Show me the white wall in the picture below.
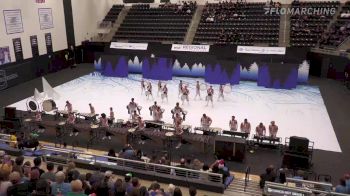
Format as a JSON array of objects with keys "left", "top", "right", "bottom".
[
  {"left": 0, "top": 0, "right": 67, "bottom": 62},
  {"left": 72, "top": 0, "right": 123, "bottom": 46}
]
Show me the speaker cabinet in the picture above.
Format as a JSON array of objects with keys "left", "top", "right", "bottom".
[
  {"left": 288, "top": 136, "right": 309, "bottom": 154},
  {"left": 214, "top": 136, "right": 246, "bottom": 162},
  {"left": 4, "top": 107, "right": 16, "bottom": 119}
]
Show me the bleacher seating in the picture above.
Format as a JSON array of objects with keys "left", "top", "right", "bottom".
[
  {"left": 113, "top": 3, "right": 196, "bottom": 43},
  {"left": 320, "top": 1, "right": 350, "bottom": 47},
  {"left": 193, "top": 2, "right": 280, "bottom": 46},
  {"left": 290, "top": 1, "right": 340, "bottom": 47},
  {"left": 102, "top": 4, "right": 124, "bottom": 24}
]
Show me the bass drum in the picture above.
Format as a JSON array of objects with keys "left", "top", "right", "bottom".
[
  {"left": 26, "top": 98, "right": 40, "bottom": 112},
  {"left": 42, "top": 99, "right": 57, "bottom": 112}
]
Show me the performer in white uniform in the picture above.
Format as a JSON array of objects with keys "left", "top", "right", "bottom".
[
  {"left": 100, "top": 113, "right": 112, "bottom": 140},
  {"left": 131, "top": 111, "right": 140, "bottom": 123},
  {"left": 127, "top": 98, "right": 141, "bottom": 119},
  {"left": 171, "top": 102, "right": 186, "bottom": 120},
  {"left": 229, "top": 116, "right": 238, "bottom": 131},
  {"left": 146, "top": 82, "right": 153, "bottom": 100},
  {"left": 161, "top": 84, "right": 168, "bottom": 102},
  {"left": 65, "top": 101, "right": 73, "bottom": 113},
  {"left": 108, "top": 107, "right": 115, "bottom": 125},
  {"left": 194, "top": 81, "right": 201, "bottom": 100},
  {"left": 157, "top": 80, "right": 162, "bottom": 96},
  {"left": 174, "top": 113, "right": 184, "bottom": 149},
  {"left": 89, "top": 103, "right": 95, "bottom": 115},
  {"left": 240, "top": 118, "right": 251, "bottom": 134},
  {"left": 269, "top": 121, "right": 278, "bottom": 138},
  {"left": 218, "top": 85, "right": 224, "bottom": 101},
  {"left": 200, "top": 114, "right": 212, "bottom": 130},
  {"left": 141, "top": 79, "right": 146, "bottom": 95},
  {"left": 181, "top": 85, "right": 190, "bottom": 105},
  {"left": 153, "top": 106, "right": 164, "bottom": 122},
  {"left": 178, "top": 80, "right": 183, "bottom": 97},
  {"left": 206, "top": 86, "right": 214, "bottom": 107}
]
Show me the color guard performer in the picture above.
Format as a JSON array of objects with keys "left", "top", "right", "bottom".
[
  {"left": 218, "top": 84, "right": 224, "bottom": 101},
  {"left": 206, "top": 86, "right": 214, "bottom": 107},
  {"left": 146, "top": 82, "right": 153, "bottom": 100},
  {"left": 65, "top": 101, "right": 73, "bottom": 113},
  {"left": 141, "top": 79, "right": 146, "bottom": 95},
  {"left": 194, "top": 81, "right": 201, "bottom": 100},
  {"left": 178, "top": 80, "right": 183, "bottom": 97},
  {"left": 171, "top": 102, "right": 187, "bottom": 120},
  {"left": 161, "top": 84, "right": 168, "bottom": 102},
  {"left": 127, "top": 98, "right": 141, "bottom": 119},
  {"left": 240, "top": 119, "right": 251, "bottom": 134},
  {"left": 157, "top": 80, "right": 162, "bottom": 96},
  {"left": 269, "top": 121, "right": 278, "bottom": 138},
  {"left": 181, "top": 85, "right": 190, "bottom": 105},
  {"left": 200, "top": 114, "right": 212, "bottom": 130},
  {"left": 229, "top": 116, "right": 238, "bottom": 131}
]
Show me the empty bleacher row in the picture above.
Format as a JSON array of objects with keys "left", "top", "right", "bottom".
[
  {"left": 113, "top": 3, "right": 196, "bottom": 43},
  {"left": 102, "top": 5, "right": 124, "bottom": 24},
  {"left": 193, "top": 2, "right": 280, "bottom": 46},
  {"left": 290, "top": 1, "right": 340, "bottom": 47},
  {"left": 320, "top": 1, "right": 350, "bottom": 47}
]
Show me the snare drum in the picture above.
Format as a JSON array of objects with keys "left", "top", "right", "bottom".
[
  {"left": 91, "top": 124, "right": 99, "bottom": 129},
  {"left": 165, "top": 132, "right": 174, "bottom": 137},
  {"left": 58, "top": 121, "right": 66, "bottom": 126},
  {"left": 128, "top": 128, "right": 136, "bottom": 133},
  {"left": 24, "top": 118, "right": 32, "bottom": 122},
  {"left": 42, "top": 99, "right": 57, "bottom": 112}
]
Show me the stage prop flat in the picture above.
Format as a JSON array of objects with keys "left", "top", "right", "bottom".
[{"left": 9, "top": 73, "right": 341, "bottom": 152}]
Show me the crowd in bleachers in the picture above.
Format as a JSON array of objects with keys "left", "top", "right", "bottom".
[
  {"left": 194, "top": 1, "right": 280, "bottom": 46},
  {"left": 0, "top": 151, "right": 204, "bottom": 196},
  {"left": 290, "top": 1, "right": 339, "bottom": 47},
  {"left": 113, "top": 2, "right": 196, "bottom": 43},
  {"left": 320, "top": 1, "right": 350, "bottom": 47}
]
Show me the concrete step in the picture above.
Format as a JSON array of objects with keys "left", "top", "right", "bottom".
[
  {"left": 104, "top": 6, "right": 130, "bottom": 42},
  {"left": 225, "top": 178, "right": 263, "bottom": 196},
  {"left": 279, "top": 4, "right": 290, "bottom": 47}
]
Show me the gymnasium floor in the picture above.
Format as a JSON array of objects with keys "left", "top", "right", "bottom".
[{"left": 1, "top": 64, "right": 350, "bottom": 183}]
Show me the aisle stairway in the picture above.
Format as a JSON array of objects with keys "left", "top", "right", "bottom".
[
  {"left": 184, "top": 5, "right": 204, "bottom": 44},
  {"left": 224, "top": 177, "right": 262, "bottom": 196}
]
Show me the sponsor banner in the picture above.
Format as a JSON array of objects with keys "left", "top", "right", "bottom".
[
  {"left": 171, "top": 44, "right": 210, "bottom": 52},
  {"left": 237, "top": 46, "right": 286, "bottom": 55},
  {"left": 110, "top": 42, "right": 148, "bottom": 50}
]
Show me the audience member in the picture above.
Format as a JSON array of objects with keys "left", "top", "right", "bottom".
[
  {"left": 0, "top": 168, "right": 12, "bottom": 196},
  {"left": 335, "top": 178, "right": 348, "bottom": 194},
  {"left": 68, "top": 179, "right": 87, "bottom": 196},
  {"left": 22, "top": 161, "right": 31, "bottom": 181},
  {"left": 7, "top": 171, "right": 31, "bottom": 196},
  {"left": 40, "top": 162, "right": 55, "bottom": 182},
  {"left": 189, "top": 186, "right": 197, "bottom": 196},
  {"left": 57, "top": 165, "right": 64, "bottom": 173},
  {"left": 127, "top": 177, "right": 140, "bottom": 195},
  {"left": 51, "top": 171, "right": 72, "bottom": 196},
  {"left": 32, "top": 157, "right": 45, "bottom": 176},
  {"left": 32, "top": 179, "right": 50, "bottom": 196},
  {"left": 167, "top": 184, "right": 175, "bottom": 196},
  {"left": 259, "top": 165, "right": 276, "bottom": 188},
  {"left": 173, "top": 187, "right": 182, "bottom": 196},
  {"left": 12, "top": 156, "right": 24, "bottom": 177},
  {"left": 114, "top": 178, "right": 126, "bottom": 196}
]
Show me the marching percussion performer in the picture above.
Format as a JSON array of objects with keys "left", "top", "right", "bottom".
[
  {"left": 149, "top": 101, "right": 158, "bottom": 116},
  {"left": 127, "top": 98, "right": 141, "bottom": 119},
  {"left": 131, "top": 111, "right": 140, "bottom": 123},
  {"left": 174, "top": 113, "right": 184, "bottom": 149},
  {"left": 161, "top": 84, "right": 168, "bottom": 102},
  {"left": 65, "top": 101, "right": 73, "bottom": 113},
  {"left": 269, "top": 121, "right": 278, "bottom": 138},
  {"left": 141, "top": 79, "right": 145, "bottom": 95},
  {"left": 136, "top": 116, "right": 146, "bottom": 145},
  {"left": 108, "top": 107, "right": 115, "bottom": 125},
  {"left": 35, "top": 111, "right": 42, "bottom": 122},
  {"left": 178, "top": 80, "right": 183, "bottom": 97},
  {"left": 218, "top": 85, "right": 224, "bottom": 101},
  {"left": 194, "top": 81, "right": 201, "bottom": 100},
  {"left": 89, "top": 103, "right": 95, "bottom": 115},
  {"left": 255, "top": 122, "right": 266, "bottom": 142},
  {"left": 240, "top": 119, "right": 251, "bottom": 134},
  {"left": 100, "top": 113, "right": 112, "bottom": 140},
  {"left": 146, "top": 82, "right": 153, "bottom": 100},
  {"left": 153, "top": 106, "right": 164, "bottom": 122},
  {"left": 229, "top": 116, "right": 238, "bottom": 131},
  {"left": 157, "top": 80, "right": 162, "bottom": 96},
  {"left": 200, "top": 114, "right": 212, "bottom": 130},
  {"left": 181, "top": 85, "right": 190, "bottom": 105},
  {"left": 171, "top": 102, "right": 186, "bottom": 120},
  {"left": 206, "top": 86, "right": 214, "bottom": 107},
  {"left": 67, "top": 113, "right": 75, "bottom": 125}
]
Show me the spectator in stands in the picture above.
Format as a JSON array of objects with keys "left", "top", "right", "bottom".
[
  {"left": 89, "top": 164, "right": 104, "bottom": 188},
  {"left": 7, "top": 171, "right": 31, "bottom": 196},
  {"left": 167, "top": 184, "right": 175, "bottom": 196},
  {"left": 0, "top": 168, "right": 12, "bottom": 196},
  {"left": 293, "top": 170, "right": 304, "bottom": 187},
  {"left": 66, "top": 162, "right": 80, "bottom": 183},
  {"left": 139, "top": 186, "right": 148, "bottom": 196},
  {"left": 68, "top": 179, "right": 87, "bottom": 196},
  {"left": 259, "top": 165, "right": 276, "bottom": 188},
  {"left": 345, "top": 174, "right": 350, "bottom": 190},
  {"left": 277, "top": 168, "right": 286, "bottom": 184},
  {"left": 173, "top": 187, "right": 182, "bottom": 196},
  {"left": 51, "top": 171, "right": 71, "bottom": 196},
  {"left": 189, "top": 186, "right": 197, "bottom": 196},
  {"left": 335, "top": 178, "right": 348, "bottom": 194},
  {"left": 177, "top": 158, "right": 187, "bottom": 168},
  {"left": 78, "top": 175, "right": 92, "bottom": 195},
  {"left": 149, "top": 182, "right": 162, "bottom": 195},
  {"left": 32, "top": 179, "right": 50, "bottom": 196},
  {"left": 126, "top": 177, "right": 140, "bottom": 195},
  {"left": 192, "top": 159, "right": 203, "bottom": 170},
  {"left": 114, "top": 178, "right": 126, "bottom": 196},
  {"left": 32, "top": 157, "right": 45, "bottom": 176},
  {"left": 123, "top": 173, "right": 132, "bottom": 192},
  {"left": 29, "top": 169, "right": 40, "bottom": 193},
  {"left": 12, "top": 156, "right": 24, "bottom": 177},
  {"left": 57, "top": 165, "right": 64, "bottom": 173},
  {"left": 94, "top": 173, "right": 110, "bottom": 196},
  {"left": 40, "top": 162, "right": 55, "bottom": 182},
  {"left": 22, "top": 161, "right": 31, "bottom": 181}
]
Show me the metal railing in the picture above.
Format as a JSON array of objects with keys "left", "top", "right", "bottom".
[
  {"left": 244, "top": 166, "right": 250, "bottom": 192},
  {"left": 41, "top": 146, "right": 223, "bottom": 185}
]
